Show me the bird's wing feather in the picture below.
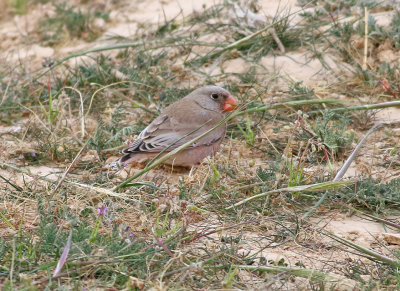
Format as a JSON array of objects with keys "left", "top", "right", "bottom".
[{"left": 122, "top": 110, "right": 226, "bottom": 154}]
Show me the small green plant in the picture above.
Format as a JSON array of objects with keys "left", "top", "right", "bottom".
[
  {"left": 178, "top": 176, "right": 188, "bottom": 199},
  {"left": 288, "top": 81, "right": 315, "bottom": 100},
  {"left": 38, "top": 82, "right": 59, "bottom": 124},
  {"left": 311, "top": 111, "right": 354, "bottom": 160},
  {"left": 286, "top": 155, "right": 305, "bottom": 187},
  {"left": 233, "top": 9, "right": 301, "bottom": 60},
  {"left": 237, "top": 115, "right": 255, "bottom": 146},
  {"left": 209, "top": 160, "right": 221, "bottom": 184},
  {"left": 222, "top": 265, "right": 238, "bottom": 288},
  {"left": 7, "top": 0, "right": 28, "bottom": 14},
  {"left": 390, "top": 11, "right": 400, "bottom": 47},
  {"left": 335, "top": 177, "right": 400, "bottom": 213},
  {"left": 256, "top": 167, "right": 276, "bottom": 183},
  {"left": 89, "top": 206, "right": 107, "bottom": 243},
  {"left": 0, "top": 195, "right": 159, "bottom": 289}
]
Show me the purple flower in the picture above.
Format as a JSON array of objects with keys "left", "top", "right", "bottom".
[
  {"left": 97, "top": 206, "right": 107, "bottom": 215},
  {"left": 18, "top": 154, "right": 24, "bottom": 160},
  {"left": 125, "top": 226, "right": 130, "bottom": 231},
  {"left": 129, "top": 232, "right": 135, "bottom": 237},
  {"left": 32, "top": 153, "right": 37, "bottom": 157},
  {"left": 123, "top": 162, "right": 128, "bottom": 167}
]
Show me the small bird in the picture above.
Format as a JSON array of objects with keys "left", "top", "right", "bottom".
[{"left": 117, "top": 86, "right": 237, "bottom": 168}]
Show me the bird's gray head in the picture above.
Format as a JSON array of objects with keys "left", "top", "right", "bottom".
[{"left": 187, "top": 85, "right": 237, "bottom": 113}]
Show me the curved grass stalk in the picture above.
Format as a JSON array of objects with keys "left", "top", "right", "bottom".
[
  {"left": 225, "top": 180, "right": 352, "bottom": 210},
  {"left": 240, "top": 99, "right": 344, "bottom": 115},
  {"left": 212, "top": 264, "right": 359, "bottom": 290},
  {"left": 323, "top": 231, "right": 400, "bottom": 267},
  {"left": 303, "top": 100, "right": 400, "bottom": 116},
  {"left": 301, "top": 123, "right": 383, "bottom": 220},
  {"left": 63, "top": 86, "right": 85, "bottom": 138}
]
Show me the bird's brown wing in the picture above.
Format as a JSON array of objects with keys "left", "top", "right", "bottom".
[{"left": 121, "top": 110, "right": 226, "bottom": 155}]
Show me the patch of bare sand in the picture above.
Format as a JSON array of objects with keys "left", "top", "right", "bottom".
[
  {"left": 340, "top": 126, "right": 400, "bottom": 180},
  {"left": 259, "top": 0, "right": 302, "bottom": 23},
  {"left": 115, "top": 0, "right": 219, "bottom": 24},
  {"left": 184, "top": 211, "right": 396, "bottom": 288},
  {"left": 222, "top": 58, "right": 250, "bottom": 74},
  {"left": 259, "top": 52, "right": 351, "bottom": 86},
  {"left": 0, "top": 3, "right": 54, "bottom": 67},
  {"left": 6, "top": 44, "right": 54, "bottom": 64},
  {"left": 112, "top": 0, "right": 301, "bottom": 27},
  {"left": 0, "top": 165, "right": 61, "bottom": 188},
  {"left": 105, "top": 22, "right": 138, "bottom": 38},
  {"left": 375, "top": 107, "right": 400, "bottom": 123},
  {"left": 242, "top": 216, "right": 389, "bottom": 267},
  {"left": 315, "top": 214, "right": 385, "bottom": 244}
]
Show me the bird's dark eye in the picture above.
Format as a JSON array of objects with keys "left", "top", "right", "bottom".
[{"left": 211, "top": 93, "right": 219, "bottom": 99}]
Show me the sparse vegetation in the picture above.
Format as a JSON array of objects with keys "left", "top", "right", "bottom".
[
  {"left": 1, "top": 0, "right": 400, "bottom": 289},
  {"left": 39, "top": 2, "right": 109, "bottom": 45}
]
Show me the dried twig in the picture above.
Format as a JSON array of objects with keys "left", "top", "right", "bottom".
[
  {"left": 225, "top": 181, "right": 352, "bottom": 210},
  {"left": 269, "top": 27, "right": 285, "bottom": 53},
  {"left": 63, "top": 86, "right": 85, "bottom": 138},
  {"left": 301, "top": 100, "right": 400, "bottom": 116},
  {"left": 53, "top": 140, "right": 89, "bottom": 192},
  {"left": 362, "top": 8, "right": 368, "bottom": 70}
]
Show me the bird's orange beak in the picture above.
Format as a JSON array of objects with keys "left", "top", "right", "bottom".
[{"left": 222, "top": 96, "right": 238, "bottom": 112}]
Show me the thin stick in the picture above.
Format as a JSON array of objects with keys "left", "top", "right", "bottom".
[
  {"left": 230, "top": 264, "right": 358, "bottom": 287},
  {"left": 245, "top": 99, "right": 344, "bottom": 115},
  {"left": 362, "top": 213, "right": 400, "bottom": 230},
  {"left": 269, "top": 27, "right": 285, "bottom": 53},
  {"left": 225, "top": 180, "right": 352, "bottom": 210},
  {"left": 85, "top": 81, "right": 132, "bottom": 119},
  {"left": 323, "top": 230, "right": 400, "bottom": 266},
  {"left": 63, "top": 87, "right": 85, "bottom": 138},
  {"left": 53, "top": 140, "right": 89, "bottom": 192},
  {"left": 362, "top": 8, "right": 368, "bottom": 70},
  {"left": 336, "top": 123, "right": 382, "bottom": 181},
  {"left": 302, "top": 100, "right": 400, "bottom": 116},
  {"left": 336, "top": 202, "right": 400, "bottom": 230}
]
